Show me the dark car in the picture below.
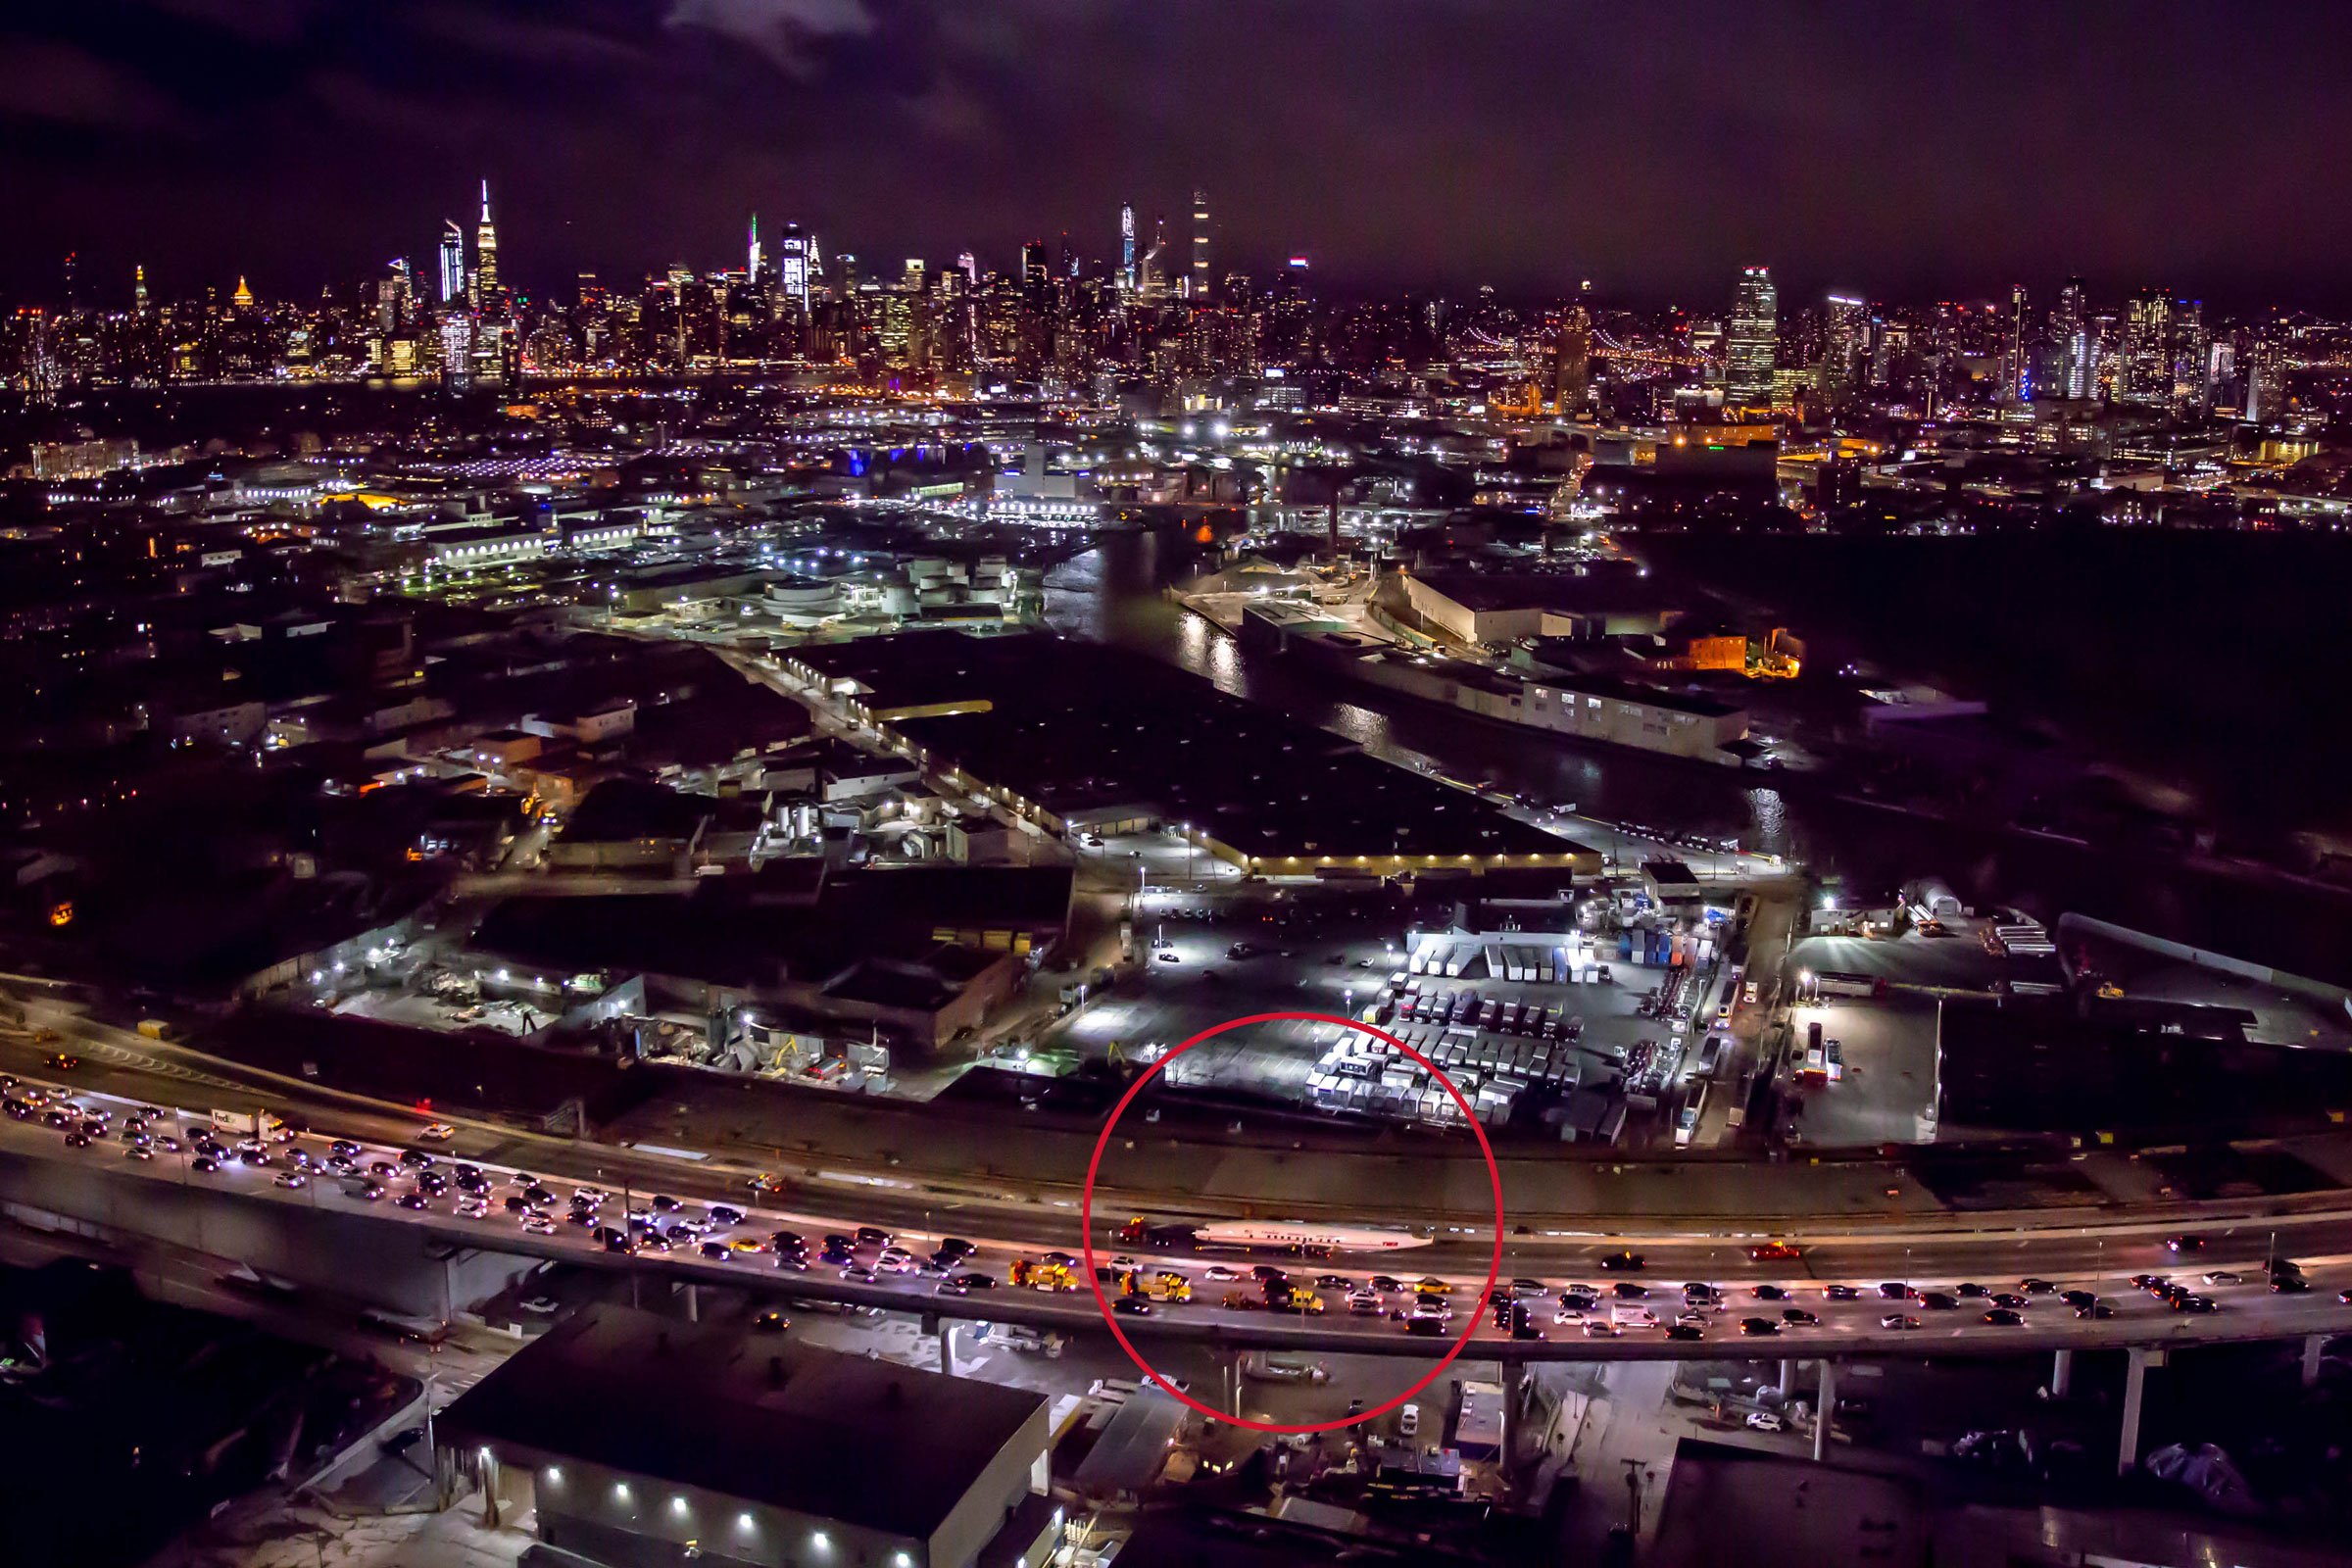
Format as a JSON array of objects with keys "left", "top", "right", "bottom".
[
  {"left": 856, "top": 1227, "right": 894, "bottom": 1247},
  {"left": 1782, "top": 1308, "right": 1819, "bottom": 1326},
  {"left": 2020, "top": 1277, "right": 2056, "bottom": 1295},
  {"left": 2271, "top": 1274, "right": 2311, "bottom": 1295},
  {"left": 2059, "top": 1290, "right": 2096, "bottom": 1309},
  {"left": 708, "top": 1204, "right": 745, "bottom": 1226},
  {"left": 700, "top": 1242, "right": 730, "bottom": 1261},
  {"left": 398, "top": 1149, "right": 431, "bottom": 1167},
  {"left": 191, "top": 1155, "right": 220, "bottom": 1174},
  {"left": 948, "top": 1272, "right": 996, "bottom": 1291},
  {"left": 397, "top": 1192, "right": 430, "bottom": 1211},
  {"left": 1954, "top": 1282, "right": 1988, "bottom": 1298},
  {"left": 1113, "top": 1297, "right": 1152, "bottom": 1316},
  {"left": 1822, "top": 1285, "right": 1858, "bottom": 1300},
  {"left": 1983, "top": 1308, "right": 2024, "bottom": 1326},
  {"left": 2074, "top": 1300, "right": 2114, "bottom": 1320},
  {"left": 1740, "top": 1317, "right": 1781, "bottom": 1336},
  {"left": 1749, "top": 1284, "right": 1788, "bottom": 1301},
  {"left": 2171, "top": 1295, "right": 2217, "bottom": 1314},
  {"left": 936, "top": 1237, "right": 976, "bottom": 1259},
  {"left": 1664, "top": 1324, "right": 1705, "bottom": 1341},
  {"left": 1598, "top": 1251, "right": 1644, "bottom": 1272},
  {"left": 1990, "top": 1293, "right": 2030, "bottom": 1310},
  {"left": 1919, "top": 1292, "right": 1959, "bottom": 1310},
  {"left": 2165, "top": 1235, "right": 2204, "bottom": 1253},
  {"left": 64, "top": 1130, "right": 91, "bottom": 1148},
  {"left": 1612, "top": 1282, "right": 1649, "bottom": 1299},
  {"left": 1877, "top": 1282, "right": 1912, "bottom": 1299}
]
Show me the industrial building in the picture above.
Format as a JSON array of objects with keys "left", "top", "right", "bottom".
[{"left": 441, "top": 1305, "right": 1058, "bottom": 1568}]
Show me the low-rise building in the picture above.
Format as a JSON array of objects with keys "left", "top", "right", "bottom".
[{"left": 441, "top": 1304, "right": 1059, "bottom": 1568}]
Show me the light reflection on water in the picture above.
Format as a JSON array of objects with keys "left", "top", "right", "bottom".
[{"left": 1039, "top": 530, "right": 2350, "bottom": 977}]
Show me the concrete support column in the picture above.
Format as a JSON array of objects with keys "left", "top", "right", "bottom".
[
  {"left": 2050, "top": 1348, "right": 2074, "bottom": 1398},
  {"left": 683, "top": 1282, "right": 699, "bottom": 1323},
  {"left": 2304, "top": 1334, "right": 2327, "bottom": 1389},
  {"left": 1502, "top": 1361, "right": 1527, "bottom": 1471},
  {"left": 2118, "top": 1348, "right": 2159, "bottom": 1476},
  {"left": 939, "top": 1324, "right": 955, "bottom": 1377},
  {"left": 1778, "top": 1359, "right": 1795, "bottom": 1396},
  {"left": 1231, "top": 1352, "right": 1246, "bottom": 1418},
  {"left": 480, "top": 1453, "right": 501, "bottom": 1528},
  {"left": 1812, "top": 1361, "right": 1837, "bottom": 1462}
]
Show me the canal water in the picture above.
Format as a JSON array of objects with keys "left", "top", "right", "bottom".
[{"left": 1043, "top": 530, "right": 2352, "bottom": 986}]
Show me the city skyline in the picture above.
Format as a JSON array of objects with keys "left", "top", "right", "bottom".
[{"left": 4, "top": 1, "right": 2352, "bottom": 308}]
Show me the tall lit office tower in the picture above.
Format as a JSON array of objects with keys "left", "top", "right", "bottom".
[
  {"left": 2002, "top": 284, "right": 2032, "bottom": 403},
  {"left": 1190, "top": 188, "right": 1211, "bottom": 301},
  {"left": 1120, "top": 204, "right": 1137, "bottom": 293},
  {"left": 1020, "top": 240, "right": 1049, "bottom": 289},
  {"left": 2168, "top": 297, "right": 2209, "bottom": 417},
  {"left": 1552, "top": 306, "right": 1591, "bottom": 416},
  {"left": 747, "top": 214, "right": 762, "bottom": 279},
  {"left": 777, "top": 223, "right": 810, "bottom": 311},
  {"left": 133, "top": 264, "right": 149, "bottom": 316},
  {"left": 956, "top": 251, "right": 978, "bottom": 287},
  {"left": 1140, "top": 217, "right": 1170, "bottom": 301},
  {"left": 1818, "top": 294, "right": 1868, "bottom": 406},
  {"left": 438, "top": 220, "right": 466, "bottom": 304},
  {"left": 2122, "top": 289, "right": 2171, "bottom": 406},
  {"left": 2243, "top": 336, "right": 2278, "bottom": 423},
  {"left": 471, "top": 180, "right": 500, "bottom": 307},
  {"left": 2048, "top": 277, "right": 2088, "bottom": 398},
  {"left": 1726, "top": 266, "right": 1778, "bottom": 408}
]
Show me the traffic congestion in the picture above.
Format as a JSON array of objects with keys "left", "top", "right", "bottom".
[{"left": 8, "top": 1068, "right": 2352, "bottom": 1359}]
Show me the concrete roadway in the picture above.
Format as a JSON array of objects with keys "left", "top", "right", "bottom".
[
  {"left": 17, "top": 1002, "right": 2352, "bottom": 1296},
  {"left": 8, "top": 1072, "right": 2352, "bottom": 1370}
]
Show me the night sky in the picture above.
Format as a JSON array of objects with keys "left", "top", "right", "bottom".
[{"left": 4, "top": 0, "right": 2348, "bottom": 310}]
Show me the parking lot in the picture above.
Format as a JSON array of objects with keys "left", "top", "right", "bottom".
[
  {"left": 1779, "top": 996, "right": 1940, "bottom": 1149},
  {"left": 1045, "top": 890, "right": 1757, "bottom": 1151}
]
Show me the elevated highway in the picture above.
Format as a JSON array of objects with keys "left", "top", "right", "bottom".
[{"left": 6, "top": 1072, "right": 2350, "bottom": 1372}]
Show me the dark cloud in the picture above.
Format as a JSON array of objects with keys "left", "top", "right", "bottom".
[{"left": 2, "top": 0, "right": 2349, "bottom": 310}]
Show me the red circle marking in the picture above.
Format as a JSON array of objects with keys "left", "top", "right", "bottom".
[{"left": 1080, "top": 1010, "right": 1505, "bottom": 1434}]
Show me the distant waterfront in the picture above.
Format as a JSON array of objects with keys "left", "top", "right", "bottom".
[{"left": 1046, "top": 530, "right": 2352, "bottom": 988}]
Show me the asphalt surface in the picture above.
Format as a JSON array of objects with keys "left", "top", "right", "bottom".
[{"left": 10, "top": 1069, "right": 2352, "bottom": 1366}]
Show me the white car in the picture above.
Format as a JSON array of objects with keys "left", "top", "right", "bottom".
[
  {"left": 417, "top": 1122, "right": 456, "bottom": 1142},
  {"left": 1203, "top": 1264, "right": 1242, "bottom": 1282},
  {"left": 1348, "top": 1293, "right": 1382, "bottom": 1314},
  {"left": 1745, "top": 1411, "right": 1785, "bottom": 1433}
]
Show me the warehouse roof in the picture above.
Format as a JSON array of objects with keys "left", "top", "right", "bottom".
[{"left": 442, "top": 1305, "right": 1044, "bottom": 1538}]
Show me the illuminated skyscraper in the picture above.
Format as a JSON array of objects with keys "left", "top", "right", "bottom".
[
  {"left": 747, "top": 213, "right": 762, "bottom": 279},
  {"left": 471, "top": 180, "right": 500, "bottom": 308},
  {"left": 2002, "top": 283, "right": 2031, "bottom": 404},
  {"left": 1020, "top": 240, "right": 1049, "bottom": 289},
  {"left": 1141, "top": 217, "right": 1170, "bottom": 302},
  {"left": 438, "top": 220, "right": 466, "bottom": 305},
  {"left": 2122, "top": 289, "right": 2171, "bottom": 407},
  {"left": 1818, "top": 293, "right": 1868, "bottom": 406},
  {"left": 2052, "top": 276, "right": 2088, "bottom": 399},
  {"left": 1190, "top": 188, "right": 1210, "bottom": 301},
  {"left": 777, "top": 222, "right": 810, "bottom": 312},
  {"left": 2168, "top": 297, "right": 2209, "bottom": 417},
  {"left": 133, "top": 264, "right": 149, "bottom": 316},
  {"left": 1552, "top": 305, "right": 1591, "bottom": 416},
  {"left": 1726, "top": 266, "right": 1778, "bottom": 408},
  {"left": 1120, "top": 204, "right": 1137, "bottom": 293}
]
